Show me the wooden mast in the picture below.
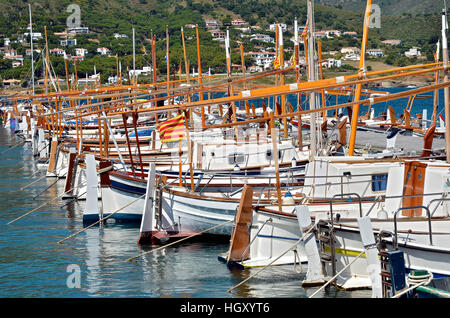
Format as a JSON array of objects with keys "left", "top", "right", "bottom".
[
  {"left": 348, "top": 0, "right": 372, "bottom": 156},
  {"left": 318, "top": 40, "right": 327, "bottom": 118},
  {"left": 294, "top": 17, "right": 303, "bottom": 148},
  {"left": 166, "top": 26, "right": 170, "bottom": 105},
  {"left": 279, "top": 26, "right": 288, "bottom": 140},
  {"left": 196, "top": 25, "right": 205, "bottom": 128},
  {"left": 433, "top": 41, "right": 440, "bottom": 125},
  {"left": 307, "top": 0, "right": 318, "bottom": 158},
  {"left": 441, "top": 8, "right": 450, "bottom": 163}
]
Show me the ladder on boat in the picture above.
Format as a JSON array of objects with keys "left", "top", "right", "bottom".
[
  {"left": 154, "top": 182, "right": 163, "bottom": 230},
  {"left": 379, "top": 248, "right": 392, "bottom": 298},
  {"left": 317, "top": 219, "right": 336, "bottom": 282},
  {"left": 316, "top": 193, "right": 364, "bottom": 283}
]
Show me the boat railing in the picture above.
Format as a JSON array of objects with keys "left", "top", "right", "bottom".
[
  {"left": 364, "top": 192, "right": 447, "bottom": 218},
  {"left": 393, "top": 206, "right": 432, "bottom": 250},
  {"left": 330, "top": 193, "right": 363, "bottom": 221},
  {"left": 254, "top": 176, "right": 382, "bottom": 204},
  {"left": 427, "top": 197, "right": 450, "bottom": 217},
  {"left": 205, "top": 147, "right": 291, "bottom": 170}
]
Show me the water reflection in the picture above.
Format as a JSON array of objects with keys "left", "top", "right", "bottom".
[{"left": 0, "top": 127, "right": 372, "bottom": 298}]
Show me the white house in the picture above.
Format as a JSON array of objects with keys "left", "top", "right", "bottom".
[
  {"left": 324, "top": 30, "right": 341, "bottom": 38},
  {"left": 368, "top": 48, "right": 384, "bottom": 57},
  {"left": 326, "top": 58, "right": 343, "bottom": 68},
  {"left": 60, "top": 39, "right": 77, "bottom": 47},
  {"left": 231, "top": 19, "right": 248, "bottom": 27},
  {"left": 3, "top": 49, "right": 17, "bottom": 59},
  {"left": 314, "top": 31, "right": 327, "bottom": 38},
  {"left": 12, "top": 60, "right": 23, "bottom": 68},
  {"left": 343, "top": 54, "right": 360, "bottom": 61},
  {"left": 205, "top": 19, "right": 220, "bottom": 30},
  {"left": 129, "top": 66, "right": 152, "bottom": 77},
  {"left": 75, "top": 48, "right": 88, "bottom": 57},
  {"left": 23, "top": 32, "right": 43, "bottom": 41},
  {"left": 96, "top": 47, "right": 110, "bottom": 56},
  {"left": 245, "top": 51, "right": 276, "bottom": 69},
  {"left": 49, "top": 48, "right": 66, "bottom": 56},
  {"left": 25, "top": 48, "right": 41, "bottom": 56},
  {"left": 114, "top": 33, "right": 129, "bottom": 39},
  {"left": 341, "top": 47, "right": 360, "bottom": 55},
  {"left": 269, "top": 23, "right": 287, "bottom": 31},
  {"left": 405, "top": 47, "right": 421, "bottom": 58},
  {"left": 209, "top": 30, "right": 225, "bottom": 40},
  {"left": 250, "top": 33, "right": 275, "bottom": 44},
  {"left": 68, "top": 27, "right": 89, "bottom": 34}
]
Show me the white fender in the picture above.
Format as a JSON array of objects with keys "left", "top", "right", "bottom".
[
  {"left": 83, "top": 154, "right": 99, "bottom": 222},
  {"left": 296, "top": 205, "right": 325, "bottom": 286},
  {"left": 357, "top": 216, "right": 382, "bottom": 298}
]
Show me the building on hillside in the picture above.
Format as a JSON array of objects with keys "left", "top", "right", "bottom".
[
  {"left": 324, "top": 30, "right": 342, "bottom": 38},
  {"left": 3, "top": 49, "right": 17, "bottom": 59},
  {"left": 96, "top": 47, "right": 111, "bottom": 56},
  {"left": 368, "top": 48, "right": 384, "bottom": 57},
  {"left": 49, "top": 48, "right": 66, "bottom": 56},
  {"left": 231, "top": 19, "right": 248, "bottom": 27},
  {"left": 25, "top": 49, "right": 41, "bottom": 56},
  {"left": 54, "top": 32, "right": 68, "bottom": 38},
  {"left": 245, "top": 51, "right": 276, "bottom": 69},
  {"left": 209, "top": 30, "right": 225, "bottom": 41},
  {"left": 68, "top": 55, "right": 84, "bottom": 62},
  {"left": 12, "top": 60, "right": 23, "bottom": 68},
  {"left": 60, "top": 39, "right": 77, "bottom": 47},
  {"left": 269, "top": 23, "right": 287, "bottom": 31},
  {"left": 205, "top": 19, "right": 220, "bottom": 30},
  {"left": 250, "top": 33, "right": 275, "bottom": 44},
  {"left": 114, "top": 33, "right": 129, "bottom": 39},
  {"left": 382, "top": 39, "right": 402, "bottom": 46},
  {"left": 325, "top": 58, "right": 343, "bottom": 68},
  {"left": 314, "top": 31, "right": 327, "bottom": 38},
  {"left": 129, "top": 66, "right": 152, "bottom": 77},
  {"left": 2, "top": 79, "right": 21, "bottom": 87},
  {"left": 404, "top": 47, "right": 421, "bottom": 58},
  {"left": 68, "top": 27, "right": 89, "bottom": 35},
  {"left": 23, "top": 32, "right": 43, "bottom": 41},
  {"left": 184, "top": 24, "right": 196, "bottom": 29},
  {"left": 343, "top": 31, "right": 357, "bottom": 37},
  {"left": 343, "top": 54, "right": 360, "bottom": 61},
  {"left": 75, "top": 48, "right": 88, "bottom": 57},
  {"left": 341, "top": 47, "right": 360, "bottom": 55},
  {"left": 247, "top": 65, "right": 263, "bottom": 73}
]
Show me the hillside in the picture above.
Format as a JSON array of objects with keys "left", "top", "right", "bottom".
[{"left": 316, "top": 0, "right": 445, "bottom": 15}]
